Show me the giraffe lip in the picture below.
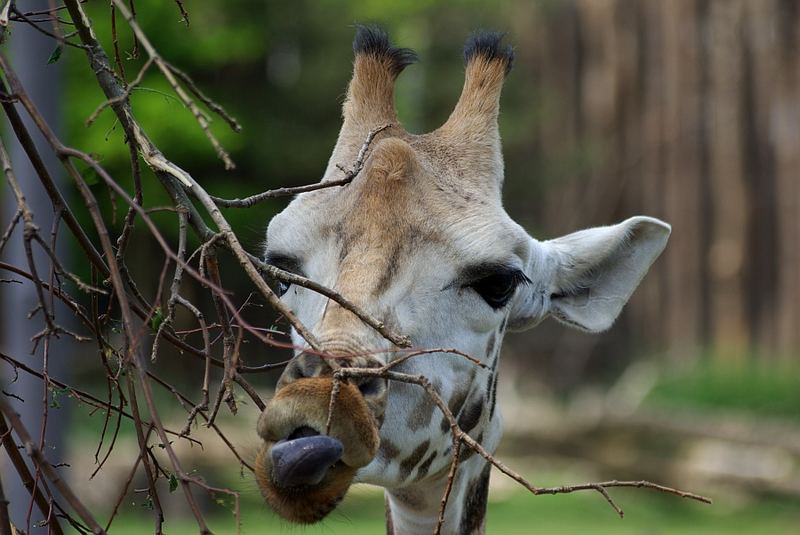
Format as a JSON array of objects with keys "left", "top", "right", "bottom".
[{"left": 270, "top": 435, "right": 344, "bottom": 489}]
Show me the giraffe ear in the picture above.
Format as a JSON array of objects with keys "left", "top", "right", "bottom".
[
  {"left": 543, "top": 216, "right": 671, "bottom": 332},
  {"left": 509, "top": 216, "right": 670, "bottom": 333}
]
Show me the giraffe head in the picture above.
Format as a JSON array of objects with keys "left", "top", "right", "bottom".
[{"left": 255, "top": 26, "right": 670, "bottom": 529}]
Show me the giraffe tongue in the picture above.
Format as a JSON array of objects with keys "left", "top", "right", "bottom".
[{"left": 270, "top": 435, "right": 344, "bottom": 488}]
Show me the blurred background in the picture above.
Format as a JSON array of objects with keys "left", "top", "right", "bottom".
[{"left": 2, "top": 0, "right": 799, "bottom": 532}]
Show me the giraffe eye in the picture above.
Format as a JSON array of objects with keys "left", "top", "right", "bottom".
[
  {"left": 264, "top": 252, "right": 303, "bottom": 298},
  {"left": 469, "top": 269, "right": 529, "bottom": 310}
]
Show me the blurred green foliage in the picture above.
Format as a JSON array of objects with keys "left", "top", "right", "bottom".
[
  {"left": 51, "top": 0, "right": 560, "bottom": 380},
  {"left": 63, "top": 0, "right": 552, "bottom": 243}
]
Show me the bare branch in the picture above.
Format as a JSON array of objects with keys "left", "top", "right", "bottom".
[
  {"left": 0, "top": 352, "right": 202, "bottom": 446},
  {"left": 434, "top": 440, "right": 460, "bottom": 535},
  {"left": 0, "top": 397, "right": 106, "bottom": 534},
  {"left": 0, "top": 466, "right": 12, "bottom": 535}
]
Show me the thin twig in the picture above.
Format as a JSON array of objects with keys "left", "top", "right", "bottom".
[
  {"left": 173, "top": 0, "right": 189, "bottom": 25},
  {"left": 111, "top": 0, "right": 235, "bottom": 169},
  {"left": 103, "top": 428, "right": 151, "bottom": 533},
  {"left": 86, "top": 56, "right": 153, "bottom": 126},
  {"left": 110, "top": 3, "right": 126, "bottom": 80},
  {"left": 434, "top": 440, "right": 460, "bottom": 535},
  {"left": 211, "top": 124, "right": 391, "bottom": 208},
  {"left": 147, "top": 371, "right": 256, "bottom": 470},
  {"left": 55, "top": 4, "right": 321, "bottom": 355},
  {"left": 324, "top": 379, "right": 341, "bottom": 436},
  {"left": 203, "top": 245, "right": 239, "bottom": 423},
  {"left": 164, "top": 60, "right": 240, "bottom": 132},
  {"left": 9, "top": 6, "right": 87, "bottom": 49},
  {"left": 175, "top": 295, "right": 211, "bottom": 435}
]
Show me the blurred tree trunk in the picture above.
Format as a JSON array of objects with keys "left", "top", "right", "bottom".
[
  {"left": 1, "top": 2, "right": 70, "bottom": 530},
  {"left": 770, "top": 1, "right": 800, "bottom": 360},
  {"left": 508, "top": 0, "right": 800, "bottom": 380},
  {"left": 662, "top": 0, "right": 706, "bottom": 360},
  {"left": 707, "top": 0, "right": 749, "bottom": 358}
]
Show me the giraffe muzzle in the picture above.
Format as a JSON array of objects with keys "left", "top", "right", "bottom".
[{"left": 255, "top": 376, "right": 380, "bottom": 523}]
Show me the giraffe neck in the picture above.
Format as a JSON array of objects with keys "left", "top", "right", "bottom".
[
  {"left": 382, "top": 322, "right": 506, "bottom": 534},
  {"left": 384, "top": 458, "right": 492, "bottom": 535}
]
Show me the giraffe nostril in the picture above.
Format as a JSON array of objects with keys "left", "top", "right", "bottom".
[
  {"left": 287, "top": 362, "right": 308, "bottom": 381},
  {"left": 280, "top": 354, "right": 329, "bottom": 386},
  {"left": 357, "top": 377, "right": 385, "bottom": 397}
]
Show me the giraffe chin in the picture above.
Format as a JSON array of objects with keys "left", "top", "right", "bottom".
[
  {"left": 255, "top": 377, "right": 380, "bottom": 523},
  {"left": 255, "top": 442, "right": 357, "bottom": 523}
]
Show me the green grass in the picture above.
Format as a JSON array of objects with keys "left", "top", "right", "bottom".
[
  {"left": 108, "top": 485, "right": 800, "bottom": 534},
  {"left": 645, "top": 361, "right": 800, "bottom": 421},
  {"left": 80, "top": 358, "right": 800, "bottom": 534}
]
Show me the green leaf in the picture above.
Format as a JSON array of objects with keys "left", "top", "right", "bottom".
[
  {"left": 150, "top": 306, "right": 164, "bottom": 331},
  {"left": 48, "top": 385, "right": 69, "bottom": 408},
  {"left": 169, "top": 473, "right": 178, "bottom": 493},
  {"left": 83, "top": 168, "right": 99, "bottom": 186},
  {"left": 47, "top": 45, "right": 63, "bottom": 65}
]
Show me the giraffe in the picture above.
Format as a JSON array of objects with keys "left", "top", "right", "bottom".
[{"left": 255, "top": 26, "right": 671, "bottom": 534}]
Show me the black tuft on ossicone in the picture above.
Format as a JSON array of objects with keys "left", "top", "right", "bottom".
[
  {"left": 463, "top": 31, "right": 514, "bottom": 75},
  {"left": 353, "top": 24, "right": 418, "bottom": 76}
]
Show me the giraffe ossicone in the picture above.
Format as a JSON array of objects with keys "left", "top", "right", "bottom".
[{"left": 255, "top": 25, "right": 670, "bottom": 534}]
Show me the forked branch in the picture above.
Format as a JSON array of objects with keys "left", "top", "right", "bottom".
[{"left": 330, "top": 364, "right": 712, "bottom": 535}]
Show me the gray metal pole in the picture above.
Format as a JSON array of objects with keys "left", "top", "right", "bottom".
[{"left": 1, "top": 2, "right": 71, "bottom": 532}]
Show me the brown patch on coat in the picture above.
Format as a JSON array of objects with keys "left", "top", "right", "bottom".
[
  {"left": 458, "top": 462, "right": 491, "bottom": 534},
  {"left": 398, "top": 439, "right": 430, "bottom": 481},
  {"left": 415, "top": 450, "right": 438, "bottom": 481},
  {"left": 406, "top": 389, "right": 437, "bottom": 431},
  {"left": 441, "top": 373, "right": 475, "bottom": 432},
  {"left": 392, "top": 487, "right": 426, "bottom": 510},
  {"left": 378, "top": 439, "right": 401, "bottom": 465},
  {"left": 457, "top": 396, "right": 484, "bottom": 435}
]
